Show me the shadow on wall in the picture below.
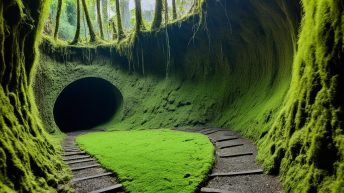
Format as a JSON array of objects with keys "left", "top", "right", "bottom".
[{"left": 53, "top": 77, "right": 123, "bottom": 132}]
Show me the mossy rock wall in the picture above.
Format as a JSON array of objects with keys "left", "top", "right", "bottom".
[
  {"left": 0, "top": 0, "right": 70, "bottom": 192},
  {"left": 258, "top": 0, "right": 344, "bottom": 192}
]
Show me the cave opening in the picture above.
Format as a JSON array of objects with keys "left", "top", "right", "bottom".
[{"left": 53, "top": 77, "right": 123, "bottom": 132}]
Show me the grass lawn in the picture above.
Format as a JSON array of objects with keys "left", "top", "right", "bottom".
[{"left": 76, "top": 129, "right": 214, "bottom": 193}]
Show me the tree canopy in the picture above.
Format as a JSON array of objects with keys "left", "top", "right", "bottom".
[{"left": 46, "top": 0, "right": 194, "bottom": 43}]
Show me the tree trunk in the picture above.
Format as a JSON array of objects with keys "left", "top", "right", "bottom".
[
  {"left": 71, "top": 0, "right": 81, "bottom": 44},
  {"left": 120, "top": 0, "right": 130, "bottom": 29},
  {"left": 111, "top": 19, "right": 117, "bottom": 40},
  {"left": 190, "top": 0, "right": 199, "bottom": 13},
  {"left": 172, "top": 0, "right": 177, "bottom": 19},
  {"left": 151, "top": 0, "right": 163, "bottom": 30},
  {"left": 134, "top": 0, "right": 145, "bottom": 33},
  {"left": 54, "top": 0, "right": 63, "bottom": 39},
  {"left": 164, "top": 0, "right": 168, "bottom": 25},
  {"left": 102, "top": 0, "right": 108, "bottom": 23},
  {"left": 102, "top": 0, "right": 109, "bottom": 39},
  {"left": 81, "top": 0, "right": 97, "bottom": 42},
  {"left": 115, "top": 0, "right": 124, "bottom": 40},
  {"left": 82, "top": 6, "right": 87, "bottom": 40},
  {"left": 96, "top": 0, "right": 104, "bottom": 39},
  {"left": 0, "top": 0, "right": 69, "bottom": 191}
]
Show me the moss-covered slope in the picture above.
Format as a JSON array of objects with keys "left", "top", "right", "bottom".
[
  {"left": 0, "top": 0, "right": 70, "bottom": 192},
  {"left": 258, "top": 0, "right": 344, "bottom": 192}
]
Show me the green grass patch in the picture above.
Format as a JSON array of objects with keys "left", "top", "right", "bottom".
[{"left": 76, "top": 129, "right": 214, "bottom": 193}]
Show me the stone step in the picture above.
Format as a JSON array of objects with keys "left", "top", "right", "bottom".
[
  {"left": 192, "top": 128, "right": 207, "bottom": 132},
  {"left": 72, "top": 172, "right": 113, "bottom": 183},
  {"left": 66, "top": 158, "right": 95, "bottom": 164},
  {"left": 199, "top": 129, "right": 213, "bottom": 133},
  {"left": 219, "top": 144, "right": 244, "bottom": 149},
  {"left": 72, "top": 167, "right": 107, "bottom": 179},
  {"left": 70, "top": 164, "right": 100, "bottom": 171},
  {"left": 208, "top": 128, "right": 228, "bottom": 131},
  {"left": 201, "top": 187, "right": 236, "bottom": 193},
  {"left": 203, "top": 130, "right": 223, "bottom": 135},
  {"left": 210, "top": 169, "right": 264, "bottom": 177},
  {"left": 64, "top": 152, "right": 86, "bottom": 156},
  {"left": 63, "top": 146, "right": 78, "bottom": 149},
  {"left": 64, "top": 143, "right": 76, "bottom": 146},
  {"left": 219, "top": 152, "right": 253, "bottom": 158},
  {"left": 63, "top": 155, "right": 90, "bottom": 161},
  {"left": 215, "top": 136, "right": 239, "bottom": 142},
  {"left": 88, "top": 184, "right": 123, "bottom": 193},
  {"left": 64, "top": 149, "right": 82, "bottom": 152}
]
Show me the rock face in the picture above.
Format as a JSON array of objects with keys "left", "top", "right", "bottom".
[
  {"left": 258, "top": 0, "right": 344, "bottom": 192},
  {"left": 0, "top": 0, "right": 70, "bottom": 192}
]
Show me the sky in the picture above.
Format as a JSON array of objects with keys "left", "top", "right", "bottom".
[{"left": 128, "top": 0, "right": 174, "bottom": 11}]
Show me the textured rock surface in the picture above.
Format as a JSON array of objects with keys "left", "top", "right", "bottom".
[{"left": 0, "top": 0, "right": 70, "bottom": 192}]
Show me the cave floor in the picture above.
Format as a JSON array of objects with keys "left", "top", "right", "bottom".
[{"left": 62, "top": 128, "right": 282, "bottom": 193}]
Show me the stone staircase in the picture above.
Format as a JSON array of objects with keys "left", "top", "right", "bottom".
[{"left": 62, "top": 132, "right": 124, "bottom": 193}]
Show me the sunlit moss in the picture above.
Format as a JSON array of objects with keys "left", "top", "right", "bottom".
[
  {"left": 258, "top": 0, "right": 344, "bottom": 192},
  {"left": 76, "top": 130, "right": 214, "bottom": 193},
  {"left": 0, "top": 0, "right": 71, "bottom": 192}
]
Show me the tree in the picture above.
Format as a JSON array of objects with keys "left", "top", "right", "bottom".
[
  {"left": 1, "top": 0, "right": 71, "bottom": 191},
  {"left": 54, "top": 0, "right": 63, "bottom": 39},
  {"left": 120, "top": 0, "right": 130, "bottom": 29},
  {"left": 134, "top": 0, "right": 145, "bottom": 32},
  {"left": 190, "top": 0, "right": 199, "bottom": 13},
  {"left": 163, "top": 0, "right": 168, "bottom": 24},
  {"left": 71, "top": 0, "right": 81, "bottom": 44},
  {"left": 96, "top": 0, "right": 104, "bottom": 39},
  {"left": 82, "top": 6, "right": 87, "bottom": 39},
  {"left": 172, "top": 0, "right": 177, "bottom": 20},
  {"left": 115, "top": 0, "right": 124, "bottom": 40},
  {"left": 176, "top": 0, "right": 191, "bottom": 16},
  {"left": 102, "top": 0, "right": 109, "bottom": 38},
  {"left": 110, "top": 18, "right": 117, "bottom": 40},
  {"left": 81, "top": 0, "right": 97, "bottom": 42},
  {"left": 151, "top": 0, "right": 163, "bottom": 30}
]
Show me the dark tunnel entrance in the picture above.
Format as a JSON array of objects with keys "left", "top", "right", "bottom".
[{"left": 53, "top": 77, "right": 123, "bottom": 132}]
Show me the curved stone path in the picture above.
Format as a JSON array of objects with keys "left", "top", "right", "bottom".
[
  {"left": 63, "top": 128, "right": 282, "bottom": 193},
  {"left": 172, "top": 128, "right": 283, "bottom": 193}
]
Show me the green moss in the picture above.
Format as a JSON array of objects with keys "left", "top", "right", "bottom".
[
  {"left": 0, "top": 0, "right": 71, "bottom": 192},
  {"left": 76, "top": 129, "right": 214, "bottom": 193},
  {"left": 31, "top": 0, "right": 343, "bottom": 192},
  {"left": 258, "top": 0, "right": 344, "bottom": 192}
]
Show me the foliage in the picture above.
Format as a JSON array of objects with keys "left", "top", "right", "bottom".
[
  {"left": 46, "top": 0, "right": 194, "bottom": 41},
  {"left": 76, "top": 130, "right": 214, "bottom": 193},
  {"left": 48, "top": 0, "right": 98, "bottom": 40},
  {"left": 50, "top": 0, "right": 74, "bottom": 40}
]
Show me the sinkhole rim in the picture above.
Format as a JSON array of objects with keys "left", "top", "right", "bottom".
[{"left": 53, "top": 77, "right": 123, "bottom": 133}]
